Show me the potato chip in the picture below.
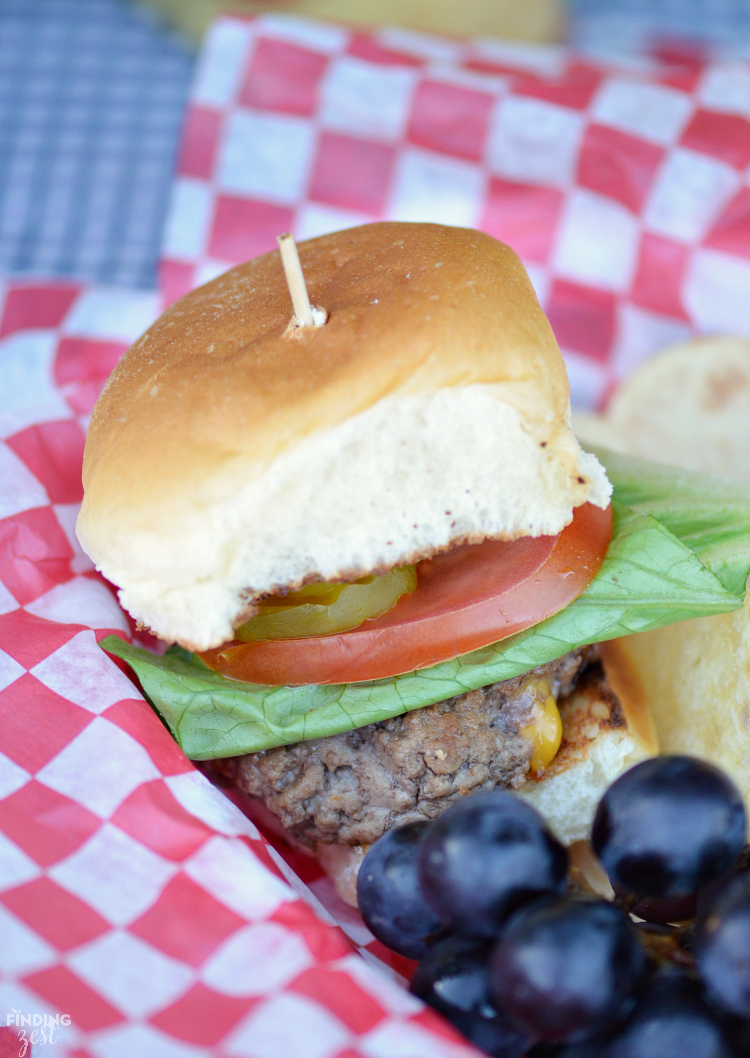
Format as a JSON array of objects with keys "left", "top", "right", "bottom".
[
  {"left": 617, "top": 604, "right": 750, "bottom": 808},
  {"left": 573, "top": 336, "right": 750, "bottom": 485},
  {"left": 579, "top": 335, "right": 750, "bottom": 805}
]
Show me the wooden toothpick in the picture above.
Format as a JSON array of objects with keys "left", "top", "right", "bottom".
[{"left": 277, "top": 233, "right": 327, "bottom": 328}]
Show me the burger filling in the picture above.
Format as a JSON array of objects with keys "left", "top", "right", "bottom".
[
  {"left": 103, "top": 447, "right": 750, "bottom": 821},
  {"left": 211, "top": 647, "right": 619, "bottom": 848}
]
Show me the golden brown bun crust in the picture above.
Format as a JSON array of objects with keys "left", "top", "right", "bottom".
[
  {"left": 83, "top": 223, "right": 568, "bottom": 507},
  {"left": 598, "top": 640, "right": 658, "bottom": 755},
  {"left": 77, "top": 223, "right": 610, "bottom": 648}
]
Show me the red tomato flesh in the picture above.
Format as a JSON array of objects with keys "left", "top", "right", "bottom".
[{"left": 200, "top": 502, "right": 612, "bottom": 686}]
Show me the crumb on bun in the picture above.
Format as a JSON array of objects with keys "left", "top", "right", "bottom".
[{"left": 77, "top": 222, "right": 611, "bottom": 650}]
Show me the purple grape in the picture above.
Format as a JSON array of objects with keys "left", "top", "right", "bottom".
[
  {"left": 489, "top": 898, "right": 644, "bottom": 1043},
  {"left": 627, "top": 892, "right": 698, "bottom": 924},
  {"left": 695, "top": 871, "right": 750, "bottom": 1019},
  {"left": 411, "top": 933, "right": 533, "bottom": 1058},
  {"left": 357, "top": 821, "right": 443, "bottom": 959},
  {"left": 602, "top": 973, "right": 740, "bottom": 1058},
  {"left": 592, "top": 757, "right": 746, "bottom": 900},
  {"left": 418, "top": 791, "right": 568, "bottom": 936}
]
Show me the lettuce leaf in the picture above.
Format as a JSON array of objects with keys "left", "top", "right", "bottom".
[
  {"left": 102, "top": 477, "right": 750, "bottom": 759},
  {"left": 586, "top": 446, "right": 750, "bottom": 598}
]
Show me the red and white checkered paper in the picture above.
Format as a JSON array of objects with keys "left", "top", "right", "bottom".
[
  {"left": 3, "top": 15, "right": 750, "bottom": 1058},
  {"left": 0, "top": 281, "right": 481, "bottom": 1057},
  {"left": 161, "top": 14, "right": 750, "bottom": 409}
]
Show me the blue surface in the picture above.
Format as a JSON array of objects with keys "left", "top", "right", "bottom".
[
  {"left": 0, "top": 0, "right": 194, "bottom": 289},
  {"left": 570, "top": 0, "right": 750, "bottom": 57}
]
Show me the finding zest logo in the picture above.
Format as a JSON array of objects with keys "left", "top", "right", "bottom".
[{"left": 1, "top": 1011, "right": 72, "bottom": 1056}]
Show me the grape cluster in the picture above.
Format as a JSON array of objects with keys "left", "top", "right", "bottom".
[{"left": 356, "top": 756, "right": 750, "bottom": 1057}]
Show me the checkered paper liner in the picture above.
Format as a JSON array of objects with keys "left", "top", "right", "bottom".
[
  {"left": 161, "top": 14, "right": 750, "bottom": 410},
  {"left": 0, "top": 281, "right": 482, "bottom": 1057},
  {"left": 3, "top": 17, "right": 750, "bottom": 1058}
]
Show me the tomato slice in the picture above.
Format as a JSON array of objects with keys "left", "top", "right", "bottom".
[{"left": 200, "top": 502, "right": 612, "bottom": 686}]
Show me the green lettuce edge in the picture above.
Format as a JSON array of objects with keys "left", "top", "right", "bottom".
[{"left": 586, "top": 444, "right": 750, "bottom": 598}]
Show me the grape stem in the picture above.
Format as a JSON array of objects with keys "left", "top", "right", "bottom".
[
  {"left": 277, "top": 233, "right": 328, "bottom": 328},
  {"left": 634, "top": 923, "right": 696, "bottom": 970},
  {"left": 612, "top": 892, "right": 696, "bottom": 970}
]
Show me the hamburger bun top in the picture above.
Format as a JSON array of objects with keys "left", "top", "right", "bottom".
[{"left": 77, "top": 222, "right": 610, "bottom": 651}]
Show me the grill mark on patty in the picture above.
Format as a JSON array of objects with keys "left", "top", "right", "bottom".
[{"left": 212, "top": 648, "right": 596, "bottom": 847}]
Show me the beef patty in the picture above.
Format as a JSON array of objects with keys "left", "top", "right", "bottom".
[{"left": 213, "top": 648, "right": 596, "bottom": 847}]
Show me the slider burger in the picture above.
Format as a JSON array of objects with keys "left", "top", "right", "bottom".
[{"left": 78, "top": 223, "right": 750, "bottom": 889}]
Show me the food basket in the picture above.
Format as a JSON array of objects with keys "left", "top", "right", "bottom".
[{"left": 1, "top": 15, "right": 749, "bottom": 1055}]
